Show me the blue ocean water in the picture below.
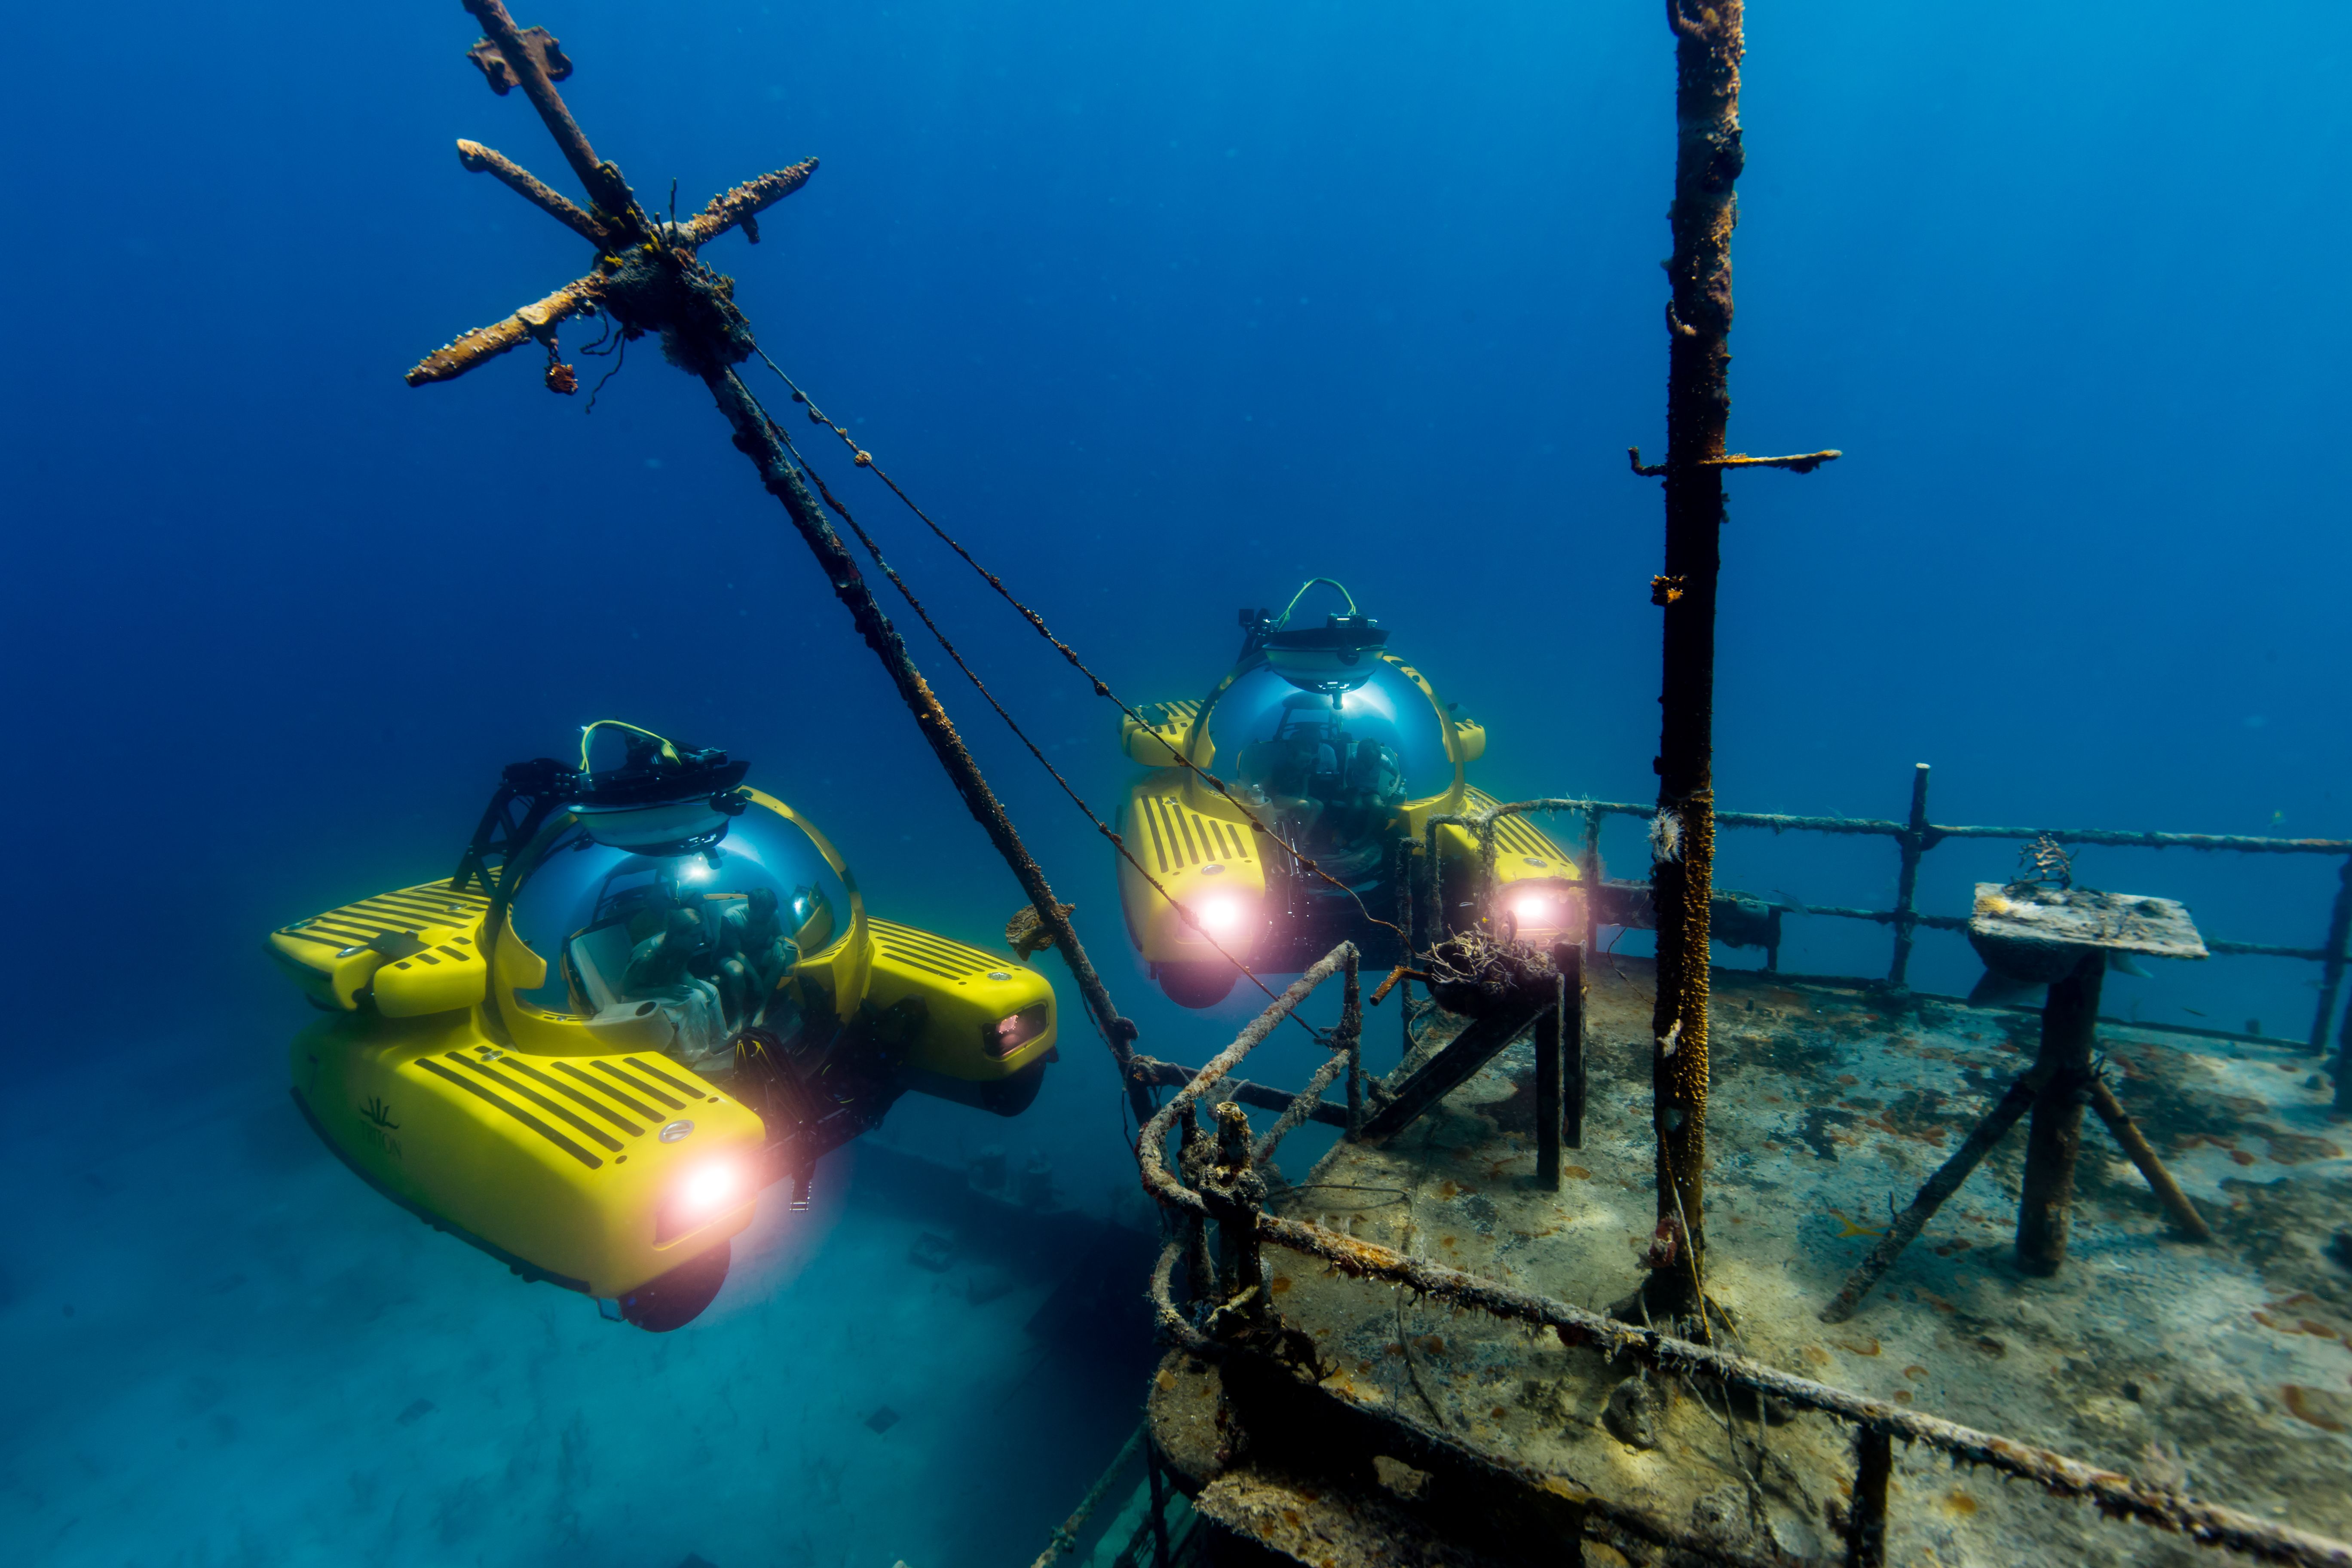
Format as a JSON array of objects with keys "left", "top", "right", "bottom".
[{"left": 2, "top": 3, "right": 2346, "bottom": 1564}]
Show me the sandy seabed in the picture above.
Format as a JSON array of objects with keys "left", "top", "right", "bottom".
[{"left": 0, "top": 1040, "right": 1147, "bottom": 1568}]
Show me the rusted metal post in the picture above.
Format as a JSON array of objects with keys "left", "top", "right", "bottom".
[
  {"left": 1535, "top": 992, "right": 1562, "bottom": 1191},
  {"left": 1177, "top": 1108, "right": 1216, "bottom": 1305},
  {"left": 2308, "top": 854, "right": 2352, "bottom": 1056},
  {"left": 1394, "top": 838, "right": 1417, "bottom": 1058},
  {"left": 1360, "top": 986, "right": 1557, "bottom": 1143},
  {"left": 1641, "top": 0, "right": 1747, "bottom": 1313},
  {"left": 2017, "top": 946, "right": 2104, "bottom": 1274},
  {"left": 461, "top": 0, "right": 636, "bottom": 222},
  {"left": 1580, "top": 805, "right": 1602, "bottom": 965},
  {"left": 2088, "top": 1075, "right": 2212, "bottom": 1242},
  {"left": 2338, "top": 989, "right": 2352, "bottom": 1117},
  {"left": 1820, "top": 1058, "right": 2051, "bottom": 1321},
  {"left": 1476, "top": 819, "right": 1501, "bottom": 924},
  {"left": 1144, "top": 1442, "right": 1173, "bottom": 1568},
  {"left": 1888, "top": 763, "right": 1932, "bottom": 985},
  {"left": 1425, "top": 830, "right": 1445, "bottom": 952},
  {"left": 1846, "top": 1425, "right": 1893, "bottom": 1568},
  {"left": 1561, "top": 940, "right": 1586, "bottom": 1149},
  {"left": 696, "top": 366, "right": 1153, "bottom": 1125},
  {"left": 409, "top": 2, "right": 1155, "bottom": 1125},
  {"left": 1342, "top": 946, "right": 1366, "bottom": 1138},
  {"left": 1205, "top": 1101, "right": 1267, "bottom": 1312}
]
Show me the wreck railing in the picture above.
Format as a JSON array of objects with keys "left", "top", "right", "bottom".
[
  {"left": 1132, "top": 943, "right": 2352, "bottom": 1568},
  {"left": 1425, "top": 763, "right": 2352, "bottom": 1069}
]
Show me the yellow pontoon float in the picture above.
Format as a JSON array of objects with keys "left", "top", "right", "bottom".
[
  {"left": 1115, "top": 581, "right": 1585, "bottom": 1006},
  {"left": 269, "top": 723, "right": 1057, "bottom": 1329}
]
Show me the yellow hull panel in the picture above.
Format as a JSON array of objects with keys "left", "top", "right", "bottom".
[
  {"left": 866, "top": 919, "right": 1057, "bottom": 1080},
  {"left": 291, "top": 1009, "right": 765, "bottom": 1298}
]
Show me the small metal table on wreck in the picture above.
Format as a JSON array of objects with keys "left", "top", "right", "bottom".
[{"left": 1822, "top": 883, "right": 2211, "bottom": 1322}]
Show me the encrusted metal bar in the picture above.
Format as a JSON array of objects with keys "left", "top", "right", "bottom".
[
  {"left": 1489, "top": 796, "right": 2352, "bottom": 854},
  {"left": 1128, "top": 1055, "right": 1349, "bottom": 1131},
  {"left": 1392, "top": 837, "right": 1417, "bottom": 1060},
  {"left": 1629, "top": 444, "right": 1842, "bottom": 474},
  {"left": 2211, "top": 939, "right": 2332, "bottom": 960},
  {"left": 455, "top": 138, "right": 612, "bottom": 245},
  {"left": 1028, "top": 1424, "right": 1144, "bottom": 1568},
  {"left": 1340, "top": 946, "right": 1365, "bottom": 1139},
  {"left": 405, "top": 275, "right": 603, "bottom": 386},
  {"left": 1137, "top": 948, "right": 1357, "bottom": 1216},
  {"left": 680, "top": 158, "right": 820, "bottom": 246},
  {"left": 1560, "top": 940, "right": 1586, "bottom": 1149},
  {"left": 2089, "top": 1073, "right": 2212, "bottom": 1242},
  {"left": 1475, "top": 815, "right": 1501, "bottom": 919},
  {"left": 2337, "top": 988, "right": 2351, "bottom": 1114},
  {"left": 1535, "top": 993, "right": 1561, "bottom": 1190},
  {"left": 1149, "top": 1237, "right": 1207, "bottom": 1350},
  {"left": 1846, "top": 1425, "right": 1892, "bottom": 1568},
  {"left": 1177, "top": 1111, "right": 1215, "bottom": 1311},
  {"left": 1145, "top": 1440, "right": 1173, "bottom": 1568},
  {"left": 2018, "top": 947, "right": 2104, "bottom": 1274},
  {"left": 461, "top": 0, "right": 636, "bottom": 224},
  {"left": 1822, "top": 1057, "right": 2054, "bottom": 1322},
  {"left": 1421, "top": 813, "right": 1475, "bottom": 947},
  {"left": 1888, "top": 763, "right": 1931, "bottom": 984},
  {"left": 1580, "top": 805, "right": 1602, "bottom": 964},
  {"left": 1357, "top": 990, "right": 1553, "bottom": 1144},
  {"left": 1444, "top": 796, "right": 2338, "bottom": 1021},
  {"left": 1204, "top": 1102, "right": 1266, "bottom": 1313},
  {"left": 699, "top": 364, "right": 1153, "bottom": 1124},
  {"left": 2306, "top": 855, "right": 2352, "bottom": 1056},
  {"left": 1930, "top": 823, "right": 2352, "bottom": 854},
  {"left": 1252, "top": 1046, "right": 1353, "bottom": 1167}
]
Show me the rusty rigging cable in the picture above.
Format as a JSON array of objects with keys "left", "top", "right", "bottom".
[
  {"left": 750, "top": 347, "right": 1411, "bottom": 950},
  {"left": 732, "top": 372, "right": 1324, "bottom": 1041}
]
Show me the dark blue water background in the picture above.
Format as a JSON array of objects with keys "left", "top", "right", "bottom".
[{"left": 3, "top": 3, "right": 2345, "bottom": 1563}]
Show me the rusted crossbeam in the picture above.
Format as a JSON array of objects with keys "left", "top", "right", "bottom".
[
  {"left": 405, "top": 0, "right": 1150, "bottom": 1121},
  {"left": 1357, "top": 991, "right": 1552, "bottom": 1143}
]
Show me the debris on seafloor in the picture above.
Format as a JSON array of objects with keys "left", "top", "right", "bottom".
[
  {"left": 906, "top": 1231, "right": 957, "bottom": 1273},
  {"left": 864, "top": 1406, "right": 902, "bottom": 1435},
  {"left": 1601, "top": 1375, "right": 1664, "bottom": 1451}
]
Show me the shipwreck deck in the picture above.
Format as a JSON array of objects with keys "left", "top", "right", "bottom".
[{"left": 1172, "top": 957, "right": 2352, "bottom": 1565}]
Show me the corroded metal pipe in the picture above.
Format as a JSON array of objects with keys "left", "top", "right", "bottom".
[
  {"left": 1846, "top": 1426, "right": 1892, "bottom": 1568},
  {"left": 2018, "top": 947, "right": 2105, "bottom": 1273},
  {"left": 1821, "top": 1059, "right": 2050, "bottom": 1323},
  {"left": 2089, "top": 1074, "right": 2213, "bottom": 1242},
  {"left": 700, "top": 364, "right": 1152, "bottom": 1122},
  {"left": 461, "top": 0, "right": 635, "bottom": 223},
  {"left": 1641, "top": 0, "right": 1748, "bottom": 1310}
]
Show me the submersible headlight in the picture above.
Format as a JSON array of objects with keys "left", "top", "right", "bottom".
[{"left": 654, "top": 1155, "right": 750, "bottom": 1244}]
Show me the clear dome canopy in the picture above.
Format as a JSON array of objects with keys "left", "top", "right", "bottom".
[
  {"left": 503, "top": 800, "right": 849, "bottom": 1023},
  {"left": 1203, "top": 659, "right": 1455, "bottom": 814}
]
